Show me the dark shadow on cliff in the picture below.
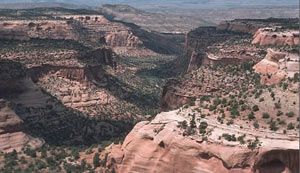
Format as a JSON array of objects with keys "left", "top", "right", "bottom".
[
  {"left": 0, "top": 60, "right": 133, "bottom": 147},
  {"left": 7, "top": 90, "right": 133, "bottom": 146}
]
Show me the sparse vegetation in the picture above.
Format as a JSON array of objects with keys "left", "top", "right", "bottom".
[
  {"left": 252, "top": 105, "right": 259, "bottom": 112},
  {"left": 262, "top": 112, "right": 270, "bottom": 119},
  {"left": 286, "top": 111, "right": 295, "bottom": 117}
]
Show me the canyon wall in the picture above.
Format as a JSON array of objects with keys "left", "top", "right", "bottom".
[
  {"left": 0, "top": 15, "right": 143, "bottom": 48},
  {"left": 252, "top": 28, "right": 299, "bottom": 46},
  {"left": 0, "top": 99, "right": 44, "bottom": 153},
  {"left": 184, "top": 26, "right": 245, "bottom": 72},
  {"left": 254, "top": 48, "right": 299, "bottom": 85},
  {"left": 0, "top": 60, "right": 133, "bottom": 148},
  {"left": 107, "top": 111, "right": 299, "bottom": 173}
]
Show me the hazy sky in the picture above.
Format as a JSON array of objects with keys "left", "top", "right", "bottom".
[{"left": 0, "top": 0, "right": 298, "bottom": 9}]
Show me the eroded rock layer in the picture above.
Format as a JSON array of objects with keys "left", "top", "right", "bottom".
[{"left": 108, "top": 110, "right": 299, "bottom": 173}]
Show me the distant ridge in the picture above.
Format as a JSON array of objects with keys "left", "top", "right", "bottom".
[{"left": 0, "top": 2, "right": 91, "bottom": 9}]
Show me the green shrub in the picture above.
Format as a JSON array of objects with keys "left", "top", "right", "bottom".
[
  {"left": 286, "top": 111, "right": 295, "bottom": 117},
  {"left": 277, "top": 111, "right": 283, "bottom": 116},
  {"left": 287, "top": 123, "right": 295, "bottom": 130},
  {"left": 269, "top": 121, "right": 278, "bottom": 131},
  {"left": 262, "top": 112, "right": 270, "bottom": 119},
  {"left": 253, "top": 121, "right": 259, "bottom": 129},
  {"left": 247, "top": 137, "right": 260, "bottom": 149},
  {"left": 274, "top": 102, "right": 281, "bottom": 109},
  {"left": 247, "top": 112, "right": 255, "bottom": 120},
  {"left": 252, "top": 105, "right": 259, "bottom": 112},
  {"left": 93, "top": 153, "right": 100, "bottom": 168},
  {"left": 222, "top": 133, "right": 237, "bottom": 141},
  {"left": 237, "top": 134, "right": 246, "bottom": 144}
]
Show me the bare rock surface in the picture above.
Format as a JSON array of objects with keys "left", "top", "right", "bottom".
[
  {"left": 254, "top": 49, "right": 299, "bottom": 85},
  {"left": 108, "top": 109, "right": 299, "bottom": 173},
  {"left": 0, "top": 99, "right": 44, "bottom": 153},
  {"left": 252, "top": 28, "right": 299, "bottom": 46}
]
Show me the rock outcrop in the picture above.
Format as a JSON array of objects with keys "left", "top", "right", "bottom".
[
  {"left": 59, "top": 15, "right": 143, "bottom": 47},
  {"left": 0, "top": 15, "right": 143, "bottom": 48},
  {"left": 184, "top": 26, "right": 245, "bottom": 71},
  {"left": 0, "top": 99, "right": 44, "bottom": 153},
  {"left": 0, "top": 20, "right": 78, "bottom": 40},
  {"left": 107, "top": 110, "right": 299, "bottom": 173},
  {"left": 218, "top": 20, "right": 260, "bottom": 34},
  {"left": 254, "top": 49, "right": 299, "bottom": 85},
  {"left": 252, "top": 28, "right": 299, "bottom": 46},
  {"left": 0, "top": 61, "right": 44, "bottom": 152},
  {"left": 218, "top": 18, "right": 299, "bottom": 35},
  {"left": 0, "top": 60, "right": 133, "bottom": 146}
]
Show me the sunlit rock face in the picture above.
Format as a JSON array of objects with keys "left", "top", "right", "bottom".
[
  {"left": 252, "top": 28, "right": 299, "bottom": 46},
  {"left": 107, "top": 110, "right": 299, "bottom": 173},
  {"left": 254, "top": 49, "right": 299, "bottom": 85}
]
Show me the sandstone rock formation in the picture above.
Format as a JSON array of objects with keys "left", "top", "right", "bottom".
[
  {"left": 254, "top": 49, "right": 299, "bottom": 85},
  {"left": 184, "top": 26, "right": 245, "bottom": 71},
  {"left": 107, "top": 110, "right": 299, "bottom": 173},
  {"left": 59, "top": 15, "right": 143, "bottom": 48},
  {"left": 252, "top": 28, "right": 299, "bottom": 46},
  {"left": 0, "top": 14, "right": 143, "bottom": 49},
  {"left": 0, "top": 59, "right": 133, "bottom": 146},
  {"left": 0, "top": 20, "right": 78, "bottom": 40},
  {"left": 0, "top": 99, "right": 44, "bottom": 153},
  {"left": 0, "top": 61, "right": 44, "bottom": 152},
  {"left": 184, "top": 19, "right": 298, "bottom": 72}
]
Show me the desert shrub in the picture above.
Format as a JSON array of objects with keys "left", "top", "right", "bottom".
[
  {"left": 274, "top": 102, "right": 281, "bottom": 109},
  {"left": 209, "top": 105, "right": 217, "bottom": 111},
  {"left": 200, "top": 95, "right": 211, "bottom": 102},
  {"left": 262, "top": 112, "right": 270, "bottom": 119},
  {"left": 247, "top": 137, "right": 260, "bottom": 149},
  {"left": 222, "top": 133, "right": 236, "bottom": 141},
  {"left": 269, "top": 121, "right": 278, "bottom": 131},
  {"left": 282, "top": 83, "right": 288, "bottom": 90},
  {"left": 287, "top": 123, "right": 295, "bottom": 130},
  {"left": 248, "top": 112, "right": 255, "bottom": 120},
  {"left": 199, "top": 121, "right": 208, "bottom": 135},
  {"left": 93, "top": 153, "right": 100, "bottom": 168},
  {"left": 278, "top": 119, "right": 286, "bottom": 125},
  {"left": 252, "top": 105, "right": 259, "bottom": 112},
  {"left": 178, "top": 120, "right": 188, "bottom": 129},
  {"left": 270, "top": 92, "right": 275, "bottom": 98},
  {"left": 190, "top": 114, "right": 196, "bottom": 128},
  {"left": 36, "top": 160, "right": 47, "bottom": 170},
  {"left": 286, "top": 111, "right": 295, "bottom": 117},
  {"left": 217, "top": 116, "right": 224, "bottom": 124},
  {"left": 24, "top": 147, "right": 36, "bottom": 158},
  {"left": 253, "top": 121, "right": 259, "bottom": 129},
  {"left": 277, "top": 110, "right": 283, "bottom": 116},
  {"left": 237, "top": 134, "right": 246, "bottom": 144}
]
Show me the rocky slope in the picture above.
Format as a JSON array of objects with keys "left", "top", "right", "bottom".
[
  {"left": 0, "top": 59, "right": 135, "bottom": 147},
  {"left": 0, "top": 8, "right": 184, "bottom": 57},
  {"left": 184, "top": 18, "right": 299, "bottom": 73},
  {"left": 0, "top": 15, "right": 141, "bottom": 48},
  {"left": 0, "top": 7, "right": 184, "bottom": 153},
  {"left": 184, "top": 26, "right": 247, "bottom": 71},
  {"left": 0, "top": 61, "right": 44, "bottom": 153},
  {"left": 110, "top": 18, "right": 299, "bottom": 173},
  {"left": 252, "top": 28, "right": 299, "bottom": 46},
  {"left": 108, "top": 109, "right": 299, "bottom": 173},
  {"left": 254, "top": 49, "right": 299, "bottom": 85}
]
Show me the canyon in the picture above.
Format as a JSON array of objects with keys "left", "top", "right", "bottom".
[
  {"left": 0, "top": 5, "right": 299, "bottom": 173},
  {"left": 111, "top": 18, "right": 299, "bottom": 173}
]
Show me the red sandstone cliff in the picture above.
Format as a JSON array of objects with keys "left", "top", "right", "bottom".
[{"left": 107, "top": 110, "right": 299, "bottom": 173}]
